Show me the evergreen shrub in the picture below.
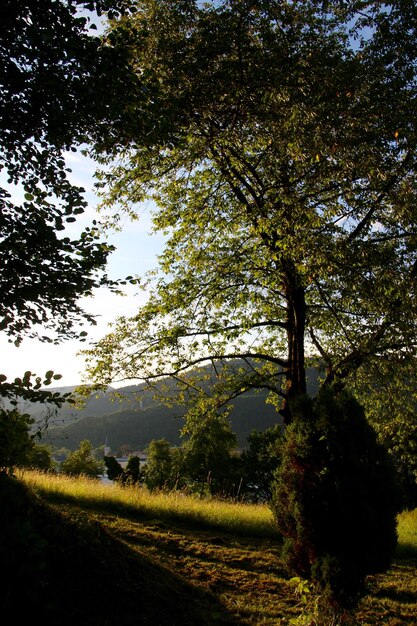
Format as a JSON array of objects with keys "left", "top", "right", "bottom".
[{"left": 270, "top": 387, "right": 401, "bottom": 608}]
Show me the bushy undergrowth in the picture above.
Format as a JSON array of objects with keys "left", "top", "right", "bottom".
[{"left": 271, "top": 388, "right": 402, "bottom": 609}]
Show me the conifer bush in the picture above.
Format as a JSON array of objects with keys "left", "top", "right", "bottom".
[{"left": 271, "top": 387, "right": 401, "bottom": 609}]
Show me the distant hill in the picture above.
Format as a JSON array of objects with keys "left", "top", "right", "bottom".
[
  {"left": 38, "top": 366, "right": 321, "bottom": 453},
  {"left": 42, "top": 390, "right": 283, "bottom": 452}
]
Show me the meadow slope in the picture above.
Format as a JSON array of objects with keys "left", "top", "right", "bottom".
[{"left": 7, "top": 471, "right": 417, "bottom": 625}]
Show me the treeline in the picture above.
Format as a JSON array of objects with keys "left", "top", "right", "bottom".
[{"left": 105, "top": 421, "right": 282, "bottom": 503}]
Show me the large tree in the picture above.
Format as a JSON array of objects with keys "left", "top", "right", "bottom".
[{"left": 85, "top": 0, "right": 417, "bottom": 423}]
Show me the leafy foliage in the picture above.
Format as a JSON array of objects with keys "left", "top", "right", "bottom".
[
  {"left": 239, "top": 424, "right": 283, "bottom": 502},
  {"left": 142, "top": 438, "right": 179, "bottom": 491},
  {"left": 22, "top": 442, "right": 56, "bottom": 472},
  {"left": 104, "top": 453, "right": 141, "bottom": 484},
  {"left": 0, "top": 369, "right": 74, "bottom": 407},
  {"left": 0, "top": 0, "right": 123, "bottom": 346},
  {"left": 104, "top": 454, "right": 125, "bottom": 481},
  {"left": 0, "top": 0, "right": 144, "bottom": 413},
  {"left": 180, "top": 405, "right": 239, "bottom": 495},
  {"left": 124, "top": 454, "right": 140, "bottom": 483},
  {"left": 0, "top": 408, "right": 34, "bottom": 473},
  {"left": 350, "top": 357, "right": 417, "bottom": 509},
  {"left": 60, "top": 439, "right": 104, "bottom": 478},
  {"left": 0, "top": 405, "right": 56, "bottom": 474},
  {"left": 271, "top": 388, "right": 401, "bottom": 608}
]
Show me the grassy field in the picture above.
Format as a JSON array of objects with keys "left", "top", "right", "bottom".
[{"left": 16, "top": 470, "right": 417, "bottom": 625}]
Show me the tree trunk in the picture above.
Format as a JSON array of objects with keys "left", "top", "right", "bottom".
[{"left": 281, "top": 261, "right": 307, "bottom": 424}]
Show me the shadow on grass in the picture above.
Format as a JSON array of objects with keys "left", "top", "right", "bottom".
[
  {"left": 394, "top": 542, "right": 417, "bottom": 562},
  {"left": 1, "top": 475, "right": 240, "bottom": 625}
]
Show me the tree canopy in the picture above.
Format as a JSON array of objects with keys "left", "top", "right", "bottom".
[
  {"left": 84, "top": 0, "right": 417, "bottom": 421},
  {"left": 0, "top": 0, "right": 136, "bottom": 344},
  {"left": 0, "top": 0, "right": 137, "bottom": 404},
  {"left": 60, "top": 438, "right": 104, "bottom": 477}
]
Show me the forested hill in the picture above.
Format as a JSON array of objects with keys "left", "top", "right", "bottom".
[
  {"left": 42, "top": 391, "right": 281, "bottom": 452},
  {"left": 36, "top": 367, "right": 321, "bottom": 452}
]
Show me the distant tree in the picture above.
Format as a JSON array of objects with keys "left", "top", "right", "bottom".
[
  {"left": 105, "top": 454, "right": 141, "bottom": 484},
  {"left": 60, "top": 439, "right": 104, "bottom": 478},
  {"left": 104, "top": 455, "right": 124, "bottom": 481},
  {"left": 0, "top": 408, "right": 57, "bottom": 474},
  {"left": 142, "top": 439, "right": 176, "bottom": 491},
  {"left": 180, "top": 405, "right": 238, "bottom": 496},
  {"left": 239, "top": 425, "right": 283, "bottom": 502},
  {"left": 123, "top": 455, "right": 140, "bottom": 484},
  {"left": 22, "top": 443, "right": 56, "bottom": 472}
]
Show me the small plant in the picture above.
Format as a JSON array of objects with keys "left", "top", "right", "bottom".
[{"left": 288, "top": 577, "right": 352, "bottom": 626}]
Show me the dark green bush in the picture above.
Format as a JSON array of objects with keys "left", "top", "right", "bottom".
[
  {"left": 0, "top": 409, "right": 34, "bottom": 473},
  {"left": 122, "top": 455, "right": 141, "bottom": 484},
  {"left": 271, "top": 387, "right": 401, "bottom": 608},
  {"left": 104, "top": 455, "right": 125, "bottom": 481}
]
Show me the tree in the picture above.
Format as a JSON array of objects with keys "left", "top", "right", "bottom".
[
  {"left": 80, "top": 1, "right": 414, "bottom": 606},
  {"left": 239, "top": 424, "right": 283, "bottom": 502},
  {"left": 351, "top": 357, "right": 417, "bottom": 509},
  {"left": 0, "top": 407, "right": 57, "bottom": 473},
  {"left": 271, "top": 388, "right": 400, "bottom": 609},
  {"left": 60, "top": 439, "right": 104, "bottom": 478},
  {"left": 21, "top": 442, "right": 56, "bottom": 472},
  {"left": 180, "top": 404, "right": 238, "bottom": 496},
  {"left": 105, "top": 454, "right": 141, "bottom": 484},
  {"left": 123, "top": 454, "right": 140, "bottom": 484},
  {"left": 84, "top": 0, "right": 417, "bottom": 428},
  {"left": 0, "top": 0, "right": 142, "bottom": 413},
  {"left": 104, "top": 455, "right": 125, "bottom": 481},
  {"left": 142, "top": 439, "right": 177, "bottom": 491},
  {"left": 2, "top": 1, "right": 111, "bottom": 345}
]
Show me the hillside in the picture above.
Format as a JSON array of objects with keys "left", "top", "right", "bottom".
[
  {"left": 1, "top": 473, "right": 234, "bottom": 625},
  {"left": 42, "top": 391, "right": 284, "bottom": 451}
]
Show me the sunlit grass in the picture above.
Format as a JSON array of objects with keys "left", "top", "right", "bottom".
[
  {"left": 397, "top": 507, "right": 417, "bottom": 555},
  {"left": 19, "top": 470, "right": 278, "bottom": 538},
  {"left": 20, "top": 470, "right": 417, "bottom": 549}
]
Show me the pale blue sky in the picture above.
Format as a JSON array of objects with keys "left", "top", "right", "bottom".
[{"left": 0, "top": 150, "right": 165, "bottom": 387}]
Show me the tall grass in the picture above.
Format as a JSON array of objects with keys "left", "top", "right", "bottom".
[
  {"left": 396, "top": 507, "right": 417, "bottom": 556},
  {"left": 19, "top": 470, "right": 279, "bottom": 538},
  {"left": 19, "top": 470, "right": 417, "bottom": 550}
]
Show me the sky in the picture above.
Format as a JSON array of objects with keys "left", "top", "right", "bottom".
[{"left": 0, "top": 150, "right": 165, "bottom": 388}]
